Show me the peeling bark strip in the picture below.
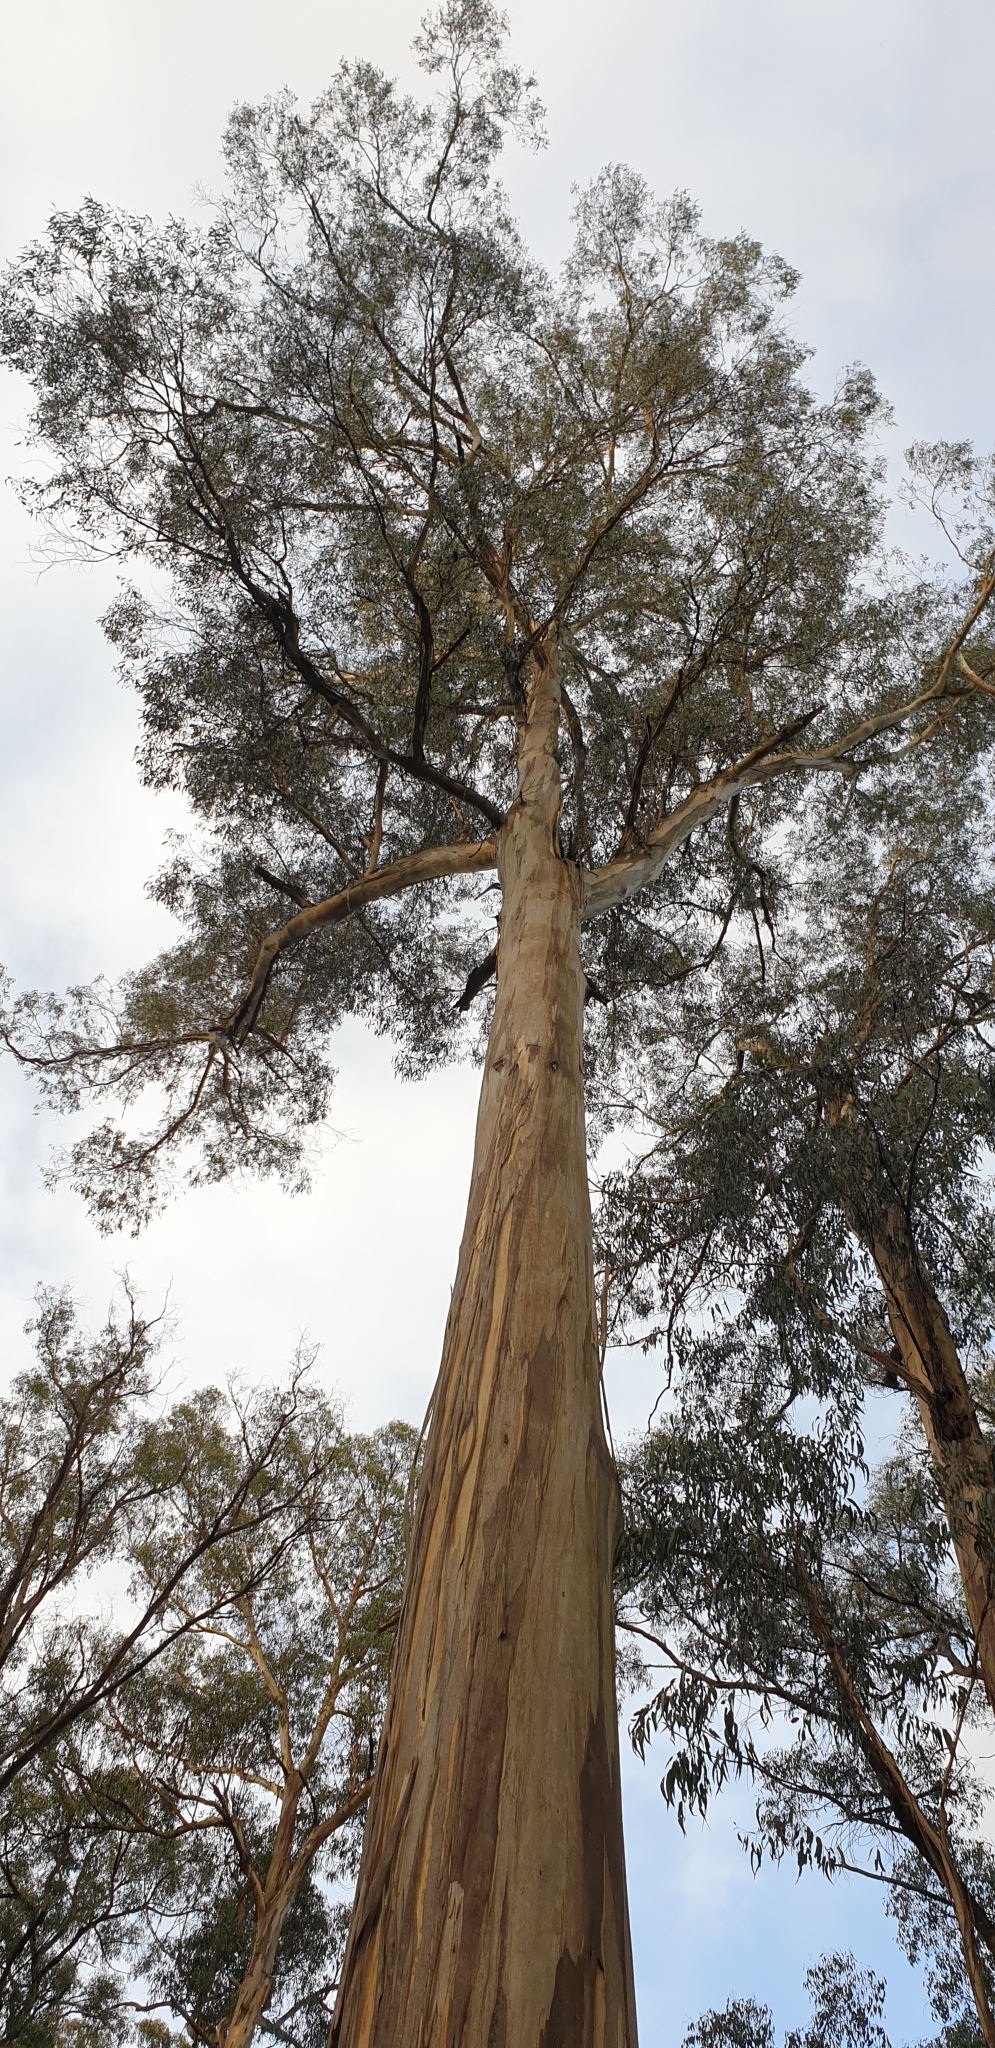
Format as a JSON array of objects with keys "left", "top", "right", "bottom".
[
  {"left": 870, "top": 1218, "right": 995, "bottom": 1716},
  {"left": 330, "top": 638, "right": 637, "bottom": 2048},
  {"left": 824, "top": 1088, "right": 995, "bottom": 1722}
]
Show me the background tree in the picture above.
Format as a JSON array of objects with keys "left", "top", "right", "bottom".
[
  {"left": 0, "top": 1739, "right": 159, "bottom": 2048},
  {"left": 889, "top": 1846, "right": 995, "bottom": 2048},
  {"left": 618, "top": 1390, "right": 995, "bottom": 2044},
  {"left": 107, "top": 1393, "right": 414, "bottom": 2048},
  {"left": 0, "top": 1289, "right": 317, "bottom": 1796},
  {"left": 0, "top": 1292, "right": 410, "bottom": 2048},
  {"left": 3, "top": 6, "right": 995, "bottom": 2039},
  {"left": 1, "top": 1284, "right": 157, "bottom": 1794},
  {"left": 682, "top": 1952, "right": 891, "bottom": 2048},
  {"left": 595, "top": 690, "right": 995, "bottom": 1679},
  {"left": 599, "top": 745, "right": 995, "bottom": 2041}
]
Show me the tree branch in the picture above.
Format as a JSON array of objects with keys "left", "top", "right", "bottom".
[
  {"left": 227, "top": 839, "right": 496, "bottom": 1045},
  {"left": 582, "top": 659, "right": 995, "bottom": 920},
  {"left": 218, "top": 529, "right": 504, "bottom": 829}
]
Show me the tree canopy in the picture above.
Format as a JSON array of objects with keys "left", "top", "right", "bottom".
[
  {"left": 0, "top": 1319, "right": 414, "bottom": 2048},
  {"left": 2, "top": 2, "right": 991, "bottom": 1228},
  {"left": 0, "top": 1289, "right": 323, "bottom": 1799}
]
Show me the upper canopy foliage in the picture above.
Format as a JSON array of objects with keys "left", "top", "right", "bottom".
[{"left": 2, "top": 0, "right": 993, "bottom": 1226}]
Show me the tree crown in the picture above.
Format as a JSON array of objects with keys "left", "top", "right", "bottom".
[{"left": 2, "top": 3, "right": 993, "bottom": 1226}]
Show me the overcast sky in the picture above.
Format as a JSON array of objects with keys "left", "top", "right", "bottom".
[{"left": 3, "top": 1, "right": 994, "bottom": 2038}]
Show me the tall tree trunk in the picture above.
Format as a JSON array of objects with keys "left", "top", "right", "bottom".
[
  {"left": 869, "top": 1214, "right": 995, "bottom": 1714},
  {"left": 825, "top": 1087, "right": 995, "bottom": 1714},
  {"left": 329, "top": 639, "right": 637, "bottom": 2048}
]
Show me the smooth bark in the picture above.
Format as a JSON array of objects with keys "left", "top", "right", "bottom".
[
  {"left": 330, "top": 639, "right": 637, "bottom": 2048},
  {"left": 217, "top": 1804, "right": 299, "bottom": 2048}
]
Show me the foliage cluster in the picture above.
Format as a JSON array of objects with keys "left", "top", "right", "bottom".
[{"left": 3, "top": 6, "right": 989, "bottom": 1231}]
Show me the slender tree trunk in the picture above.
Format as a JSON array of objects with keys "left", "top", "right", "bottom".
[
  {"left": 869, "top": 1214, "right": 995, "bottom": 1714},
  {"left": 216, "top": 1773, "right": 373, "bottom": 2048},
  {"left": 802, "top": 1570, "right": 995, "bottom": 2048},
  {"left": 329, "top": 638, "right": 637, "bottom": 2048},
  {"left": 217, "top": 1914, "right": 281, "bottom": 2048},
  {"left": 217, "top": 1798, "right": 301, "bottom": 2048},
  {"left": 825, "top": 1085, "right": 995, "bottom": 1713}
]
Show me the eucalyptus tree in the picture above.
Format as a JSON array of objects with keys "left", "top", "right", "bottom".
[
  {"left": 0, "top": 1375, "right": 414, "bottom": 2048},
  {"left": 597, "top": 738, "right": 995, "bottom": 1705},
  {"left": 889, "top": 1843, "right": 995, "bottom": 2048},
  {"left": 0, "top": 1743, "right": 154, "bottom": 2048},
  {"left": 3, "top": 5, "right": 995, "bottom": 2039},
  {"left": 682, "top": 1952, "right": 891, "bottom": 2048},
  {"left": 0, "top": 1285, "right": 156, "bottom": 1791},
  {"left": 111, "top": 1395, "right": 413, "bottom": 2048},
  {"left": 0, "top": 1337, "right": 401, "bottom": 2048},
  {"left": 599, "top": 752, "right": 995, "bottom": 2036},
  {"left": 618, "top": 1365, "right": 995, "bottom": 2043},
  {"left": 0, "top": 1289, "right": 313, "bottom": 1798}
]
